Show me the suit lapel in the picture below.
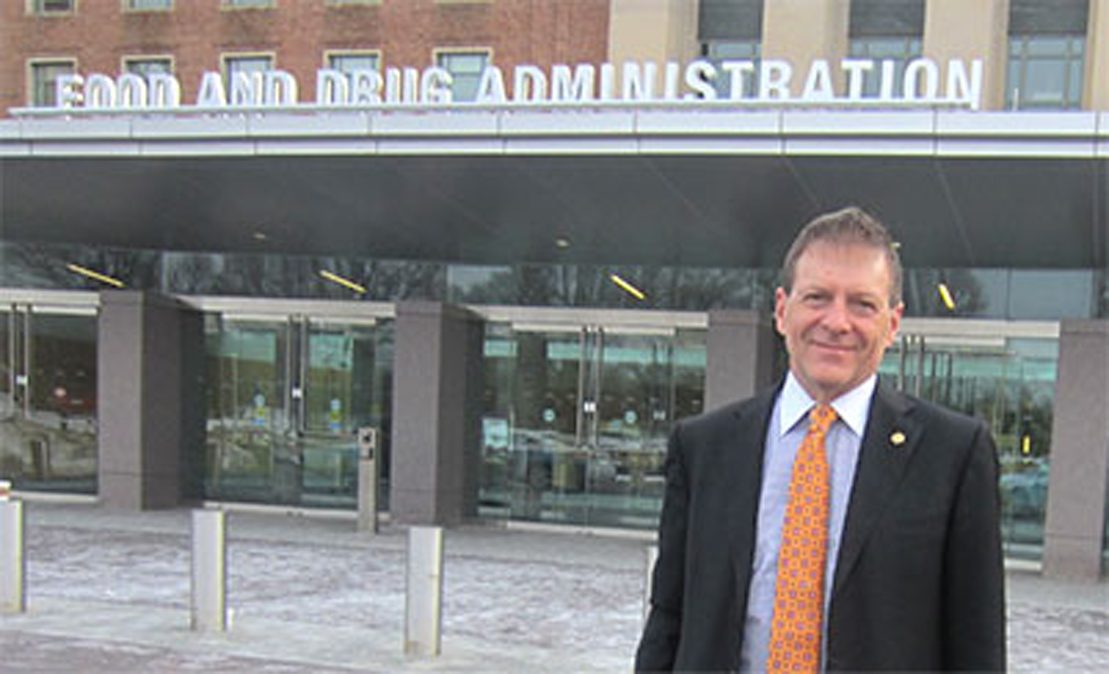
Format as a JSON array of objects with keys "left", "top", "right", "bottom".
[
  {"left": 727, "top": 387, "right": 778, "bottom": 610},
  {"left": 831, "top": 382, "right": 920, "bottom": 595}
]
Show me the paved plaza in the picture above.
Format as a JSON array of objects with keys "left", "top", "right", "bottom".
[{"left": 1, "top": 500, "right": 1107, "bottom": 672}]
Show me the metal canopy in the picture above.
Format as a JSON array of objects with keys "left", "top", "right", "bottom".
[{"left": 1, "top": 108, "right": 1105, "bottom": 271}]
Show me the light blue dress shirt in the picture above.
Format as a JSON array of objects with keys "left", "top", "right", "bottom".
[{"left": 738, "top": 372, "right": 875, "bottom": 672}]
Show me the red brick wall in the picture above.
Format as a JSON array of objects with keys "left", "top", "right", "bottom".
[{"left": 0, "top": 0, "right": 610, "bottom": 115}]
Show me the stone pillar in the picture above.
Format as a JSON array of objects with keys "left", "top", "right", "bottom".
[
  {"left": 705, "top": 310, "right": 780, "bottom": 412},
  {"left": 1042, "top": 319, "right": 1108, "bottom": 581},
  {"left": 922, "top": 0, "right": 1010, "bottom": 110},
  {"left": 761, "top": 0, "right": 851, "bottom": 96},
  {"left": 1085, "top": 0, "right": 1109, "bottom": 110},
  {"left": 390, "top": 302, "right": 484, "bottom": 526},
  {"left": 608, "top": 0, "right": 699, "bottom": 66},
  {"left": 97, "top": 291, "right": 204, "bottom": 510}
]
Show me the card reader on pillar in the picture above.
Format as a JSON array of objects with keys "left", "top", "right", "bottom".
[{"left": 357, "top": 426, "right": 378, "bottom": 461}]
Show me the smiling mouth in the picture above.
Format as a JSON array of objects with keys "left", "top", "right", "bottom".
[{"left": 811, "top": 341, "right": 855, "bottom": 353}]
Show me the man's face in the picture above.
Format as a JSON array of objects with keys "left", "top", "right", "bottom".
[{"left": 774, "top": 241, "right": 903, "bottom": 403}]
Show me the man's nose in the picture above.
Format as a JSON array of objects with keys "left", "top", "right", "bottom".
[{"left": 821, "top": 298, "right": 852, "bottom": 332}]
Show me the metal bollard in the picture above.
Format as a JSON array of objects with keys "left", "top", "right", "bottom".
[
  {"left": 190, "top": 509, "right": 227, "bottom": 632},
  {"left": 643, "top": 544, "right": 658, "bottom": 623},
  {"left": 0, "top": 496, "right": 25, "bottom": 614},
  {"left": 405, "top": 526, "right": 444, "bottom": 657}
]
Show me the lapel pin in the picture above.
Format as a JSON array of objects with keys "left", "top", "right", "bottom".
[{"left": 890, "top": 431, "right": 906, "bottom": 447}]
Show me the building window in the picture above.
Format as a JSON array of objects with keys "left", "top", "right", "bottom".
[
  {"left": 436, "top": 50, "right": 490, "bottom": 102},
  {"left": 125, "top": 0, "right": 172, "bottom": 10},
  {"left": 1007, "top": 0, "right": 1088, "bottom": 110},
  {"left": 848, "top": 0, "right": 923, "bottom": 98},
  {"left": 703, "top": 40, "right": 760, "bottom": 99},
  {"left": 222, "top": 0, "right": 273, "bottom": 8},
  {"left": 29, "top": 59, "right": 76, "bottom": 106},
  {"left": 123, "top": 56, "right": 173, "bottom": 79},
  {"left": 327, "top": 52, "right": 381, "bottom": 75},
  {"left": 699, "top": 0, "right": 762, "bottom": 99},
  {"left": 30, "top": 0, "right": 74, "bottom": 14},
  {"left": 224, "top": 54, "right": 274, "bottom": 80}
]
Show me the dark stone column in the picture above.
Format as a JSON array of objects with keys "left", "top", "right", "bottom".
[
  {"left": 705, "top": 310, "right": 780, "bottom": 412},
  {"left": 97, "top": 291, "right": 203, "bottom": 509},
  {"left": 390, "top": 301, "right": 484, "bottom": 526},
  {"left": 1043, "top": 319, "right": 1108, "bottom": 581}
]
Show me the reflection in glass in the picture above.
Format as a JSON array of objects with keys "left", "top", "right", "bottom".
[
  {"left": 881, "top": 334, "right": 1057, "bottom": 559},
  {"left": 203, "top": 315, "right": 391, "bottom": 509},
  {"left": 0, "top": 308, "right": 97, "bottom": 493},
  {"left": 479, "top": 323, "right": 705, "bottom": 529}
]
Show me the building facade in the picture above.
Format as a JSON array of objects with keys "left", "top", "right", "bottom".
[{"left": 0, "top": 0, "right": 1106, "bottom": 580}]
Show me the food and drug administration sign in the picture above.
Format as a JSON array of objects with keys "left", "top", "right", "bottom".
[{"left": 46, "top": 58, "right": 984, "bottom": 113}]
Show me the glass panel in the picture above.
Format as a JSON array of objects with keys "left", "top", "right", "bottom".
[
  {"left": 31, "top": 61, "right": 75, "bottom": 107},
  {"left": 328, "top": 53, "right": 380, "bottom": 74},
  {"left": 300, "top": 321, "right": 381, "bottom": 508},
  {"left": 589, "top": 331, "right": 675, "bottom": 528},
  {"left": 203, "top": 315, "right": 391, "bottom": 510},
  {"left": 436, "top": 51, "right": 489, "bottom": 102},
  {"left": 0, "top": 308, "right": 97, "bottom": 493},
  {"left": 127, "top": 0, "right": 172, "bottom": 9},
  {"left": 847, "top": 36, "right": 922, "bottom": 98},
  {"left": 204, "top": 317, "right": 290, "bottom": 503},
  {"left": 478, "top": 322, "right": 706, "bottom": 529},
  {"left": 880, "top": 334, "right": 1057, "bottom": 559},
  {"left": 124, "top": 58, "right": 173, "bottom": 79}
]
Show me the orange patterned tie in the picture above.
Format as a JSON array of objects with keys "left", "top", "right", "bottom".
[{"left": 767, "top": 403, "right": 837, "bottom": 673}]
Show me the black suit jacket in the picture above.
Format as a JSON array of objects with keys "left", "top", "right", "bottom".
[{"left": 636, "top": 381, "right": 1006, "bottom": 672}]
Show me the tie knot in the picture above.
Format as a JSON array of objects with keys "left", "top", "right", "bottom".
[{"left": 809, "top": 404, "right": 837, "bottom": 435}]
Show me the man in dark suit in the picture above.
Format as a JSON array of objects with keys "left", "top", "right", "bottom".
[{"left": 636, "top": 207, "right": 1005, "bottom": 672}]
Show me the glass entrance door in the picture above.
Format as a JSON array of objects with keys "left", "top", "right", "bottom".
[
  {"left": 204, "top": 313, "right": 388, "bottom": 509},
  {"left": 0, "top": 303, "right": 98, "bottom": 493},
  {"left": 480, "top": 321, "right": 705, "bottom": 529},
  {"left": 880, "top": 327, "right": 1058, "bottom": 558}
]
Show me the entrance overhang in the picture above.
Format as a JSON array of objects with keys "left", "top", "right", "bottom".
[{"left": 1, "top": 108, "right": 1106, "bottom": 270}]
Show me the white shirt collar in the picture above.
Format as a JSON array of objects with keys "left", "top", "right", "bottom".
[{"left": 778, "top": 372, "right": 877, "bottom": 438}]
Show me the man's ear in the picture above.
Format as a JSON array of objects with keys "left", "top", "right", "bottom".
[
  {"left": 887, "top": 301, "right": 904, "bottom": 346},
  {"left": 773, "top": 287, "right": 788, "bottom": 336}
]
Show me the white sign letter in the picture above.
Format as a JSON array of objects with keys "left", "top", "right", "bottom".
[
  {"left": 801, "top": 60, "right": 835, "bottom": 100},
  {"left": 759, "top": 60, "right": 792, "bottom": 100},
  {"left": 421, "top": 66, "right": 453, "bottom": 104},
  {"left": 85, "top": 74, "right": 117, "bottom": 109},
  {"left": 903, "top": 58, "right": 940, "bottom": 101},
  {"left": 683, "top": 60, "right": 717, "bottom": 100},
  {"left": 476, "top": 66, "right": 507, "bottom": 104},
  {"left": 841, "top": 59, "right": 873, "bottom": 100},
  {"left": 513, "top": 65, "right": 548, "bottom": 103},
  {"left": 316, "top": 68, "right": 348, "bottom": 105},
  {"left": 622, "top": 61, "right": 658, "bottom": 101},
  {"left": 148, "top": 73, "right": 180, "bottom": 108},
  {"left": 945, "top": 59, "right": 982, "bottom": 110},
  {"left": 263, "top": 70, "right": 298, "bottom": 106},
  {"left": 117, "top": 73, "right": 148, "bottom": 108},
  {"left": 720, "top": 60, "right": 755, "bottom": 100},
  {"left": 550, "top": 64, "right": 595, "bottom": 102},
  {"left": 55, "top": 73, "right": 84, "bottom": 108},
  {"left": 197, "top": 72, "right": 227, "bottom": 107}
]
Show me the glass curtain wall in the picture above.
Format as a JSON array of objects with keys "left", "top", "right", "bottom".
[
  {"left": 848, "top": 0, "right": 924, "bottom": 98},
  {"left": 880, "top": 329, "right": 1057, "bottom": 559},
  {"left": 479, "top": 321, "right": 705, "bottom": 529},
  {"left": 203, "top": 313, "right": 392, "bottom": 509},
  {"left": 700, "top": 0, "right": 763, "bottom": 98},
  {"left": 0, "top": 304, "right": 98, "bottom": 493},
  {"left": 1006, "top": 0, "right": 1088, "bottom": 109}
]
